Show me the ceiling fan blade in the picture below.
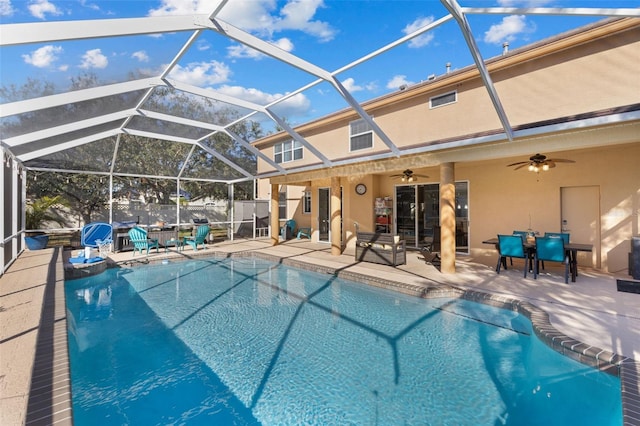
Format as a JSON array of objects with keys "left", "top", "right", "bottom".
[
  {"left": 513, "top": 163, "right": 530, "bottom": 170},
  {"left": 548, "top": 158, "right": 575, "bottom": 163},
  {"left": 506, "top": 161, "right": 528, "bottom": 167},
  {"left": 546, "top": 160, "right": 557, "bottom": 169}
]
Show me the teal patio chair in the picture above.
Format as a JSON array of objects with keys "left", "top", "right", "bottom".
[
  {"left": 534, "top": 236, "right": 569, "bottom": 283},
  {"left": 128, "top": 227, "right": 159, "bottom": 256},
  {"left": 297, "top": 227, "right": 311, "bottom": 239},
  {"left": 183, "top": 224, "right": 210, "bottom": 251},
  {"left": 280, "top": 219, "right": 296, "bottom": 240},
  {"left": 496, "top": 234, "right": 528, "bottom": 277}
]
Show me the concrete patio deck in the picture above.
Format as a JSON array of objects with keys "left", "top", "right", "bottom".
[{"left": 2, "top": 238, "right": 639, "bottom": 425}]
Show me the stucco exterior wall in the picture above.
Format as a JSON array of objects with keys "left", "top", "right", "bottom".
[{"left": 254, "top": 19, "right": 640, "bottom": 274}]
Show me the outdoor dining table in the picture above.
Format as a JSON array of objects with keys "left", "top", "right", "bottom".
[{"left": 482, "top": 237, "right": 593, "bottom": 283}]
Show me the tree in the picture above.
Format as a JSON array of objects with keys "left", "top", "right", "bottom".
[
  {"left": 7, "top": 72, "right": 263, "bottom": 223},
  {"left": 25, "top": 195, "right": 68, "bottom": 231}
]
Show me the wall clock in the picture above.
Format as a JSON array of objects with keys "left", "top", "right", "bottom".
[{"left": 355, "top": 183, "right": 367, "bottom": 195}]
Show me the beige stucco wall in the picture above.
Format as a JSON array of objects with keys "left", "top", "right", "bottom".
[
  {"left": 254, "top": 19, "right": 640, "bottom": 274},
  {"left": 256, "top": 21, "right": 640, "bottom": 177}
]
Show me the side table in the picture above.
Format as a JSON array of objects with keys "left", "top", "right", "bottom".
[{"left": 164, "top": 239, "right": 184, "bottom": 253}]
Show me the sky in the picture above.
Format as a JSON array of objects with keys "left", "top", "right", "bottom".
[{"left": 1, "top": 0, "right": 638, "bottom": 130}]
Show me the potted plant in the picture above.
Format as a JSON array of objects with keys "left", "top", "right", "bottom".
[{"left": 25, "top": 196, "right": 67, "bottom": 250}]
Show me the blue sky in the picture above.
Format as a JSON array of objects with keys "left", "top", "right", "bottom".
[{"left": 1, "top": 0, "right": 638, "bottom": 128}]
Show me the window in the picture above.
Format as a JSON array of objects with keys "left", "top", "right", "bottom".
[
  {"left": 278, "top": 186, "right": 287, "bottom": 219},
  {"left": 350, "top": 117, "right": 373, "bottom": 151},
  {"left": 303, "top": 191, "right": 311, "bottom": 214},
  {"left": 274, "top": 140, "right": 303, "bottom": 164},
  {"left": 430, "top": 91, "right": 457, "bottom": 108}
]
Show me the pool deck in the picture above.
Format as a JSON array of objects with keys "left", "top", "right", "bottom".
[{"left": 2, "top": 238, "right": 639, "bottom": 425}]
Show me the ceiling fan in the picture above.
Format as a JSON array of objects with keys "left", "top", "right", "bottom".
[
  {"left": 390, "top": 169, "right": 429, "bottom": 182},
  {"left": 507, "top": 153, "right": 575, "bottom": 172}
]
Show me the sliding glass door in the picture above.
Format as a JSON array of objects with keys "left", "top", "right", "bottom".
[{"left": 395, "top": 182, "right": 468, "bottom": 252}]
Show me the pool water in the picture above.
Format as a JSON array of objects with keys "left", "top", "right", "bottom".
[{"left": 65, "top": 257, "right": 621, "bottom": 425}]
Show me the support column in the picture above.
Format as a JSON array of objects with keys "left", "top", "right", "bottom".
[
  {"left": 330, "top": 177, "right": 342, "bottom": 256},
  {"left": 270, "top": 183, "right": 280, "bottom": 246},
  {"left": 440, "top": 162, "right": 456, "bottom": 273}
]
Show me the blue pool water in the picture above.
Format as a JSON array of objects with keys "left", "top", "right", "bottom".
[{"left": 65, "top": 257, "right": 621, "bottom": 425}]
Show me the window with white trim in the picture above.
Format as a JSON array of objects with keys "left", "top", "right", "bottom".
[
  {"left": 349, "top": 117, "right": 373, "bottom": 151},
  {"left": 278, "top": 186, "right": 287, "bottom": 219},
  {"left": 303, "top": 191, "right": 311, "bottom": 214},
  {"left": 430, "top": 91, "right": 457, "bottom": 108},
  {"left": 274, "top": 140, "right": 303, "bottom": 164}
]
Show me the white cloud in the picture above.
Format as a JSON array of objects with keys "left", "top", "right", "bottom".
[
  {"left": 28, "top": 0, "right": 62, "bottom": 19},
  {"left": 227, "top": 37, "right": 294, "bottom": 60},
  {"left": 22, "top": 45, "right": 63, "bottom": 68},
  {"left": 273, "top": 0, "right": 335, "bottom": 42},
  {"left": 386, "top": 75, "right": 414, "bottom": 90},
  {"left": 167, "top": 60, "right": 232, "bottom": 86},
  {"left": 484, "top": 15, "right": 529, "bottom": 44},
  {"left": 217, "top": 85, "right": 311, "bottom": 117},
  {"left": 196, "top": 40, "right": 211, "bottom": 51},
  {"left": 148, "top": 0, "right": 336, "bottom": 42},
  {"left": 0, "top": 0, "right": 14, "bottom": 16},
  {"left": 404, "top": 16, "right": 436, "bottom": 48},
  {"left": 132, "top": 51, "right": 149, "bottom": 62},
  {"left": 80, "top": 48, "right": 108, "bottom": 69},
  {"left": 341, "top": 77, "right": 363, "bottom": 93}
]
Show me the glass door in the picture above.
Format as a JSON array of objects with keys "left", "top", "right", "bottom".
[
  {"left": 396, "top": 185, "right": 418, "bottom": 246},
  {"left": 395, "top": 182, "right": 468, "bottom": 253},
  {"left": 318, "top": 188, "right": 330, "bottom": 243}
]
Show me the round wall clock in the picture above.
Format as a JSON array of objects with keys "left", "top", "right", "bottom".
[{"left": 355, "top": 183, "right": 367, "bottom": 195}]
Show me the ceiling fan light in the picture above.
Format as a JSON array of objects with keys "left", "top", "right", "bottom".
[
  {"left": 401, "top": 176, "right": 406, "bottom": 182},
  {"left": 542, "top": 163, "right": 550, "bottom": 171},
  {"left": 408, "top": 176, "right": 414, "bottom": 182},
  {"left": 533, "top": 165, "right": 539, "bottom": 173},
  {"left": 528, "top": 164, "right": 535, "bottom": 171}
]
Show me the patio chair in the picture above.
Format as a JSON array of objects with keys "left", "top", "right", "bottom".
[
  {"left": 128, "top": 227, "right": 159, "bottom": 256},
  {"left": 496, "top": 234, "right": 528, "bottom": 277},
  {"left": 81, "top": 222, "right": 113, "bottom": 258},
  {"left": 507, "top": 230, "right": 528, "bottom": 266},
  {"left": 281, "top": 219, "right": 296, "bottom": 240},
  {"left": 534, "top": 236, "right": 570, "bottom": 283},
  {"left": 183, "top": 224, "right": 210, "bottom": 251},
  {"left": 297, "top": 227, "right": 311, "bottom": 239},
  {"left": 421, "top": 224, "right": 441, "bottom": 265}
]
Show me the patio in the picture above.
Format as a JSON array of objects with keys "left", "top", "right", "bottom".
[{"left": 1, "top": 240, "right": 639, "bottom": 425}]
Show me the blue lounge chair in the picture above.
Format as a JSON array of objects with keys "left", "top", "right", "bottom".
[
  {"left": 81, "top": 222, "right": 113, "bottom": 258},
  {"left": 128, "top": 227, "right": 159, "bottom": 256},
  {"left": 183, "top": 224, "right": 210, "bottom": 251}
]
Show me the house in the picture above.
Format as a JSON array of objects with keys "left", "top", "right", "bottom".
[{"left": 253, "top": 17, "right": 640, "bottom": 274}]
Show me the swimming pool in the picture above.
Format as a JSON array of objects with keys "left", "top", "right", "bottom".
[{"left": 65, "top": 257, "right": 621, "bottom": 425}]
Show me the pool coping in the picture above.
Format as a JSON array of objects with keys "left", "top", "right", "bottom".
[{"left": 47, "top": 250, "right": 640, "bottom": 425}]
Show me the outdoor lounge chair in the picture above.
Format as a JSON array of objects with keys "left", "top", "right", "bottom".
[
  {"left": 183, "top": 224, "right": 210, "bottom": 251},
  {"left": 128, "top": 227, "right": 159, "bottom": 256},
  {"left": 81, "top": 222, "right": 113, "bottom": 258}
]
